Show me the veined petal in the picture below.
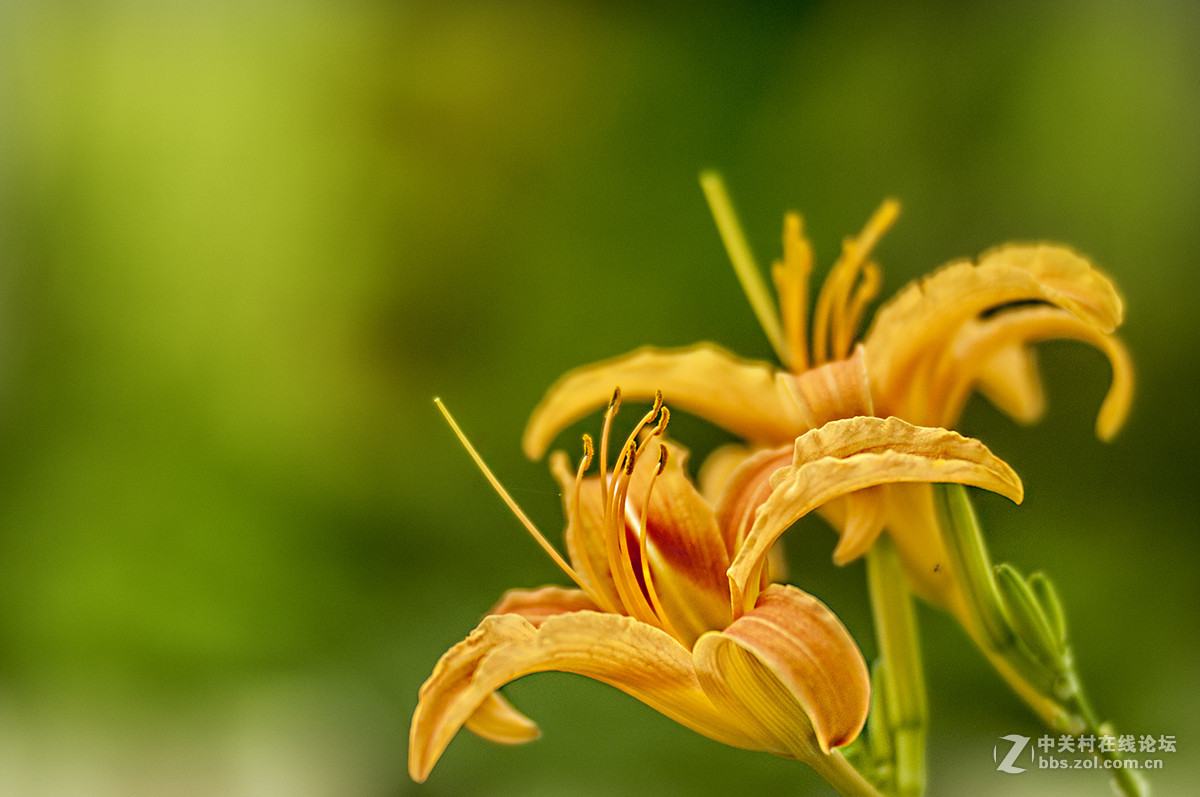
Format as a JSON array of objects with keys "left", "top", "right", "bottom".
[
  {"left": 410, "top": 614, "right": 537, "bottom": 782},
  {"left": 464, "top": 692, "right": 541, "bottom": 745},
  {"left": 697, "top": 443, "right": 754, "bottom": 505},
  {"left": 409, "top": 611, "right": 765, "bottom": 782},
  {"left": 973, "top": 343, "right": 1046, "bottom": 425},
  {"left": 638, "top": 464, "right": 734, "bottom": 644},
  {"left": 693, "top": 584, "right": 870, "bottom": 757},
  {"left": 522, "top": 344, "right": 805, "bottom": 459},
  {"left": 712, "top": 444, "right": 793, "bottom": 556},
  {"left": 977, "top": 244, "right": 1124, "bottom": 329},
  {"left": 550, "top": 453, "right": 623, "bottom": 613},
  {"left": 824, "top": 487, "right": 888, "bottom": 565},
  {"left": 728, "top": 417, "right": 1023, "bottom": 613},
  {"left": 865, "top": 247, "right": 1125, "bottom": 417},
  {"left": 780, "top": 344, "right": 874, "bottom": 430},
  {"left": 881, "top": 483, "right": 969, "bottom": 616},
  {"left": 930, "top": 306, "right": 1134, "bottom": 441},
  {"left": 488, "top": 585, "right": 601, "bottom": 626}
]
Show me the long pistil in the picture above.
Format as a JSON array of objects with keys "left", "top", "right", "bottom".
[{"left": 435, "top": 398, "right": 590, "bottom": 595}]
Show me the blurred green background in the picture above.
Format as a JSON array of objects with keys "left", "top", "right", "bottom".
[{"left": 1, "top": 1, "right": 1197, "bottom": 795}]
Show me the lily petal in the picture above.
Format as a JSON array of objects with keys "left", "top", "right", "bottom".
[
  {"left": 880, "top": 483, "right": 965, "bottom": 612},
  {"left": 489, "top": 585, "right": 601, "bottom": 626},
  {"left": 464, "top": 692, "right": 541, "bottom": 746},
  {"left": 977, "top": 244, "right": 1124, "bottom": 329},
  {"left": 972, "top": 343, "right": 1046, "bottom": 426},
  {"left": 549, "top": 453, "right": 624, "bottom": 613},
  {"left": 523, "top": 344, "right": 805, "bottom": 459},
  {"left": 409, "top": 611, "right": 765, "bottom": 781},
  {"left": 865, "top": 247, "right": 1124, "bottom": 418},
  {"left": 697, "top": 443, "right": 754, "bottom": 505},
  {"left": 693, "top": 584, "right": 870, "bottom": 757},
  {"left": 728, "top": 417, "right": 1023, "bottom": 613},
  {"left": 637, "top": 459, "right": 735, "bottom": 644},
  {"left": 712, "top": 445, "right": 793, "bottom": 556},
  {"left": 826, "top": 487, "right": 888, "bottom": 565},
  {"left": 710, "top": 445, "right": 794, "bottom": 584},
  {"left": 780, "top": 344, "right": 874, "bottom": 430},
  {"left": 932, "top": 306, "right": 1134, "bottom": 441}
]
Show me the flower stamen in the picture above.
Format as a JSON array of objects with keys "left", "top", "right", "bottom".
[
  {"left": 636, "top": 443, "right": 685, "bottom": 642},
  {"left": 772, "top": 211, "right": 813, "bottom": 372},
  {"left": 606, "top": 440, "right": 660, "bottom": 626},
  {"left": 568, "top": 434, "right": 622, "bottom": 615},
  {"left": 435, "top": 398, "right": 589, "bottom": 593},
  {"left": 598, "top": 387, "right": 621, "bottom": 508},
  {"left": 813, "top": 199, "right": 899, "bottom": 365},
  {"left": 835, "top": 261, "right": 881, "bottom": 361}
]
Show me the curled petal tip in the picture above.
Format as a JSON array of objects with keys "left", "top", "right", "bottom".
[{"left": 694, "top": 585, "right": 870, "bottom": 759}]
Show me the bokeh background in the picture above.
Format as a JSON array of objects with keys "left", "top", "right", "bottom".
[{"left": 1, "top": 2, "right": 1197, "bottom": 795}]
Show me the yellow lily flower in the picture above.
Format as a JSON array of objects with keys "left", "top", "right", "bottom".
[
  {"left": 521, "top": 176, "right": 1133, "bottom": 620},
  {"left": 410, "top": 392, "right": 1021, "bottom": 794}
]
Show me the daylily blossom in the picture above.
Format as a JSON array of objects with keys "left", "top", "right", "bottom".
[
  {"left": 521, "top": 177, "right": 1133, "bottom": 628},
  {"left": 410, "top": 392, "right": 1021, "bottom": 794}
]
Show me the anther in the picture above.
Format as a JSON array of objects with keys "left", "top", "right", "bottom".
[
  {"left": 653, "top": 405, "right": 671, "bottom": 437},
  {"left": 580, "top": 434, "right": 595, "bottom": 470}
]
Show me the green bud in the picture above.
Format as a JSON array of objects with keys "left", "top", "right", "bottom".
[
  {"left": 994, "top": 563, "right": 1065, "bottom": 674},
  {"left": 1027, "top": 571, "right": 1068, "bottom": 649}
]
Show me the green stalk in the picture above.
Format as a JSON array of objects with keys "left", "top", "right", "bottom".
[{"left": 866, "top": 535, "right": 926, "bottom": 797}]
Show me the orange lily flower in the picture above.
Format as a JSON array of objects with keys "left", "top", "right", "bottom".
[
  {"left": 521, "top": 176, "right": 1132, "bottom": 623},
  {"left": 410, "top": 392, "right": 1021, "bottom": 794}
]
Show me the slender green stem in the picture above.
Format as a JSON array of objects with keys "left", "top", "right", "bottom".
[
  {"left": 807, "top": 750, "right": 887, "bottom": 797},
  {"left": 934, "top": 485, "right": 1013, "bottom": 652},
  {"left": 866, "top": 535, "right": 927, "bottom": 797}
]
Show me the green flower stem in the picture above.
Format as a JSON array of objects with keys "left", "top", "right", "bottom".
[
  {"left": 866, "top": 535, "right": 927, "bottom": 797},
  {"left": 933, "top": 485, "right": 1147, "bottom": 797},
  {"left": 807, "top": 749, "right": 887, "bottom": 797},
  {"left": 934, "top": 484, "right": 1014, "bottom": 655}
]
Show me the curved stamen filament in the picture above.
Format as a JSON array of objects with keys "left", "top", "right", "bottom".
[
  {"left": 606, "top": 442, "right": 660, "bottom": 626},
  {"left": 855, "top": 197, "right": 901, "bottom": 257},
  {"left": 594, "top": 393, "right": 672, "bottom": 630},
  {"left": 435, "top": 398, "right": 591, "bottom": 595},
  {"left": 568, "top": 435, "right": 621, "bottom": 615},
  {"left": 598, "top": 387, "right": 621, "bottom": 509},
  {"left": 637, "top": 443, "right": 683, "bottom": 642}
]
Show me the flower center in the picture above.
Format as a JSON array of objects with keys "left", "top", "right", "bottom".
[{"left": 575, "top": 388, "right": 689, "bottom": 641}]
